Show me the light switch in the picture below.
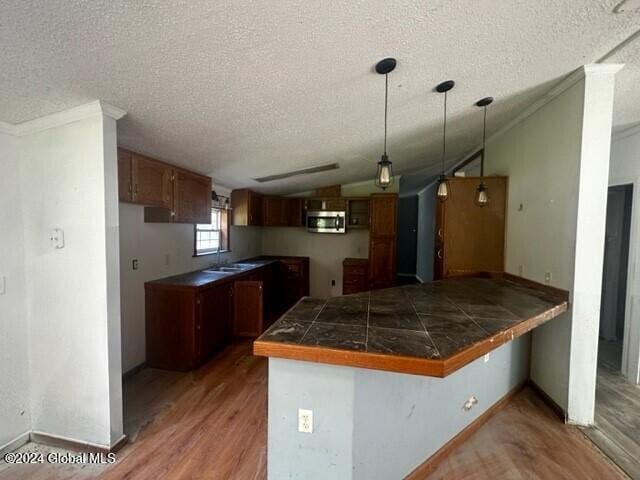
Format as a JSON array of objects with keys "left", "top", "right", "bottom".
[{"left": 0, "top": 276, "right": 5, "bottom": 295}]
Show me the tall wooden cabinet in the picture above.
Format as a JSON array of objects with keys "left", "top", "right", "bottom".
[
  {"left": 434, "top": 176, "right": 507, "bottom": 279},
  {"left": 368, "top": 193, "right": 398, "bottom": 289}
]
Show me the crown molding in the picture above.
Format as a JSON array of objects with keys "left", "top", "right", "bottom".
[
  {"left": 449, "top": 63, "right": 625, "bottom": 172},
  {"left": 3, "top": 100, "right": 126, "bottom": 137},
  {"left": 612, "top": 122, "right": 640, "bottom": 142}
]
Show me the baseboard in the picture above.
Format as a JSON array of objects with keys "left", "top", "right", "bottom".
[
  {"left": 405, "top": 381, "right": 526, "bottom": 479},
  {"left": 123, "top": 361, "right": 147, "bottom": 380},
  {"left": 0, "top": 431, "right": 30, "bottom": 457},
  {"left": 30, "top": 431, "right": 127, "bottom": 454},
  {"left": 527, "top": 379, "right": 566, "bottom": 421}
]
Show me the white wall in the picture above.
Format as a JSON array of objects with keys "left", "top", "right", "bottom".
[
  {"left": 415, "top": 183, "right": 436, "bottom": 283},
  {"left": 484, "top": 65, "right": 619, "bottom": 424},
  {"left": 609, "top": 126, "right": 640, "bottom": 384},
  {"left": 0, "top": 131, "right": 31, "bottom": 452},
  {"left": 261, "top": 227, "right": 369, "bottom": 297},
  {"left": 119, "top": 185, "right": 262, "bottom": 373},
  {"left": 19, "top": 111, "right": 124, "bottom": 447}
]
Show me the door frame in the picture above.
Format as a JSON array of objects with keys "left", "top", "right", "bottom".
[{"left": 607, "top": 178, "right": 638, "bottom": 384}]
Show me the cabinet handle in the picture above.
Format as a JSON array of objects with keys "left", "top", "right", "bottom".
[
  {"left": 134, "top": 184, "right": 138, "bottom": 195},
  {"left": 128, "top": 182, "right": 132, "bottom": 194},
  {"left": 437, "top": 249, "right": 443, "bottom": 260},
  {"left": 437, "top": 228, "right": 443, "bottom": 238}
]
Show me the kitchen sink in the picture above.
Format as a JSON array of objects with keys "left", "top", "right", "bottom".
[
  {"left": 203, "top": 267, "right": 244, "bottom": 274},
  {"left": 230, "top": 263, "right": 257, "bottom": 269}
]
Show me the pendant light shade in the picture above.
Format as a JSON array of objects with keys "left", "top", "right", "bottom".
[
  {"left": 374, "top": 58, "right": 396, "bottom": 190},
  {"left": 475, "top": 96, "right": 494, "bottom": 208},
  {"left": 436, "top": 80, "right": 455, "bottom": 202}
]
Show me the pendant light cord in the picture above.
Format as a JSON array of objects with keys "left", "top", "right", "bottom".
[
  {"left": 481, "top": 105, "right": 487, "bottom": 178},
  {"left": 441, "top": 90, "right": 447, "bottom": 175},
  {"left": 384, "top": 73, "right": 388, "bottom": 155}
]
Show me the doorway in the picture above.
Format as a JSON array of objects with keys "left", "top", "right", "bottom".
[
  {"left": 587, "top": 183, "right": 640, "bottom": 478},
  {"left": 599, "top": 184, "right": 633, "bottom": 371},
  {"left": 397, "top": 195, "right": 418, "bottom": 282}
]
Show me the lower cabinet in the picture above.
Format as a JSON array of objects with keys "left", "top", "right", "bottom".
[
  {"left": 145, "top": 283, "right": 232, "bottom": 371},
  {"left": 145, "top": 257, "right": 310, "bottom": 371},
  {"left": 343, "top": 258, "right": 369, "bottom": 294}
]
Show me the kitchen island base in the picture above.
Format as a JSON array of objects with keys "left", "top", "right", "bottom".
[{"left": 267, "top": 335, "right": 529, "bottom": 480}]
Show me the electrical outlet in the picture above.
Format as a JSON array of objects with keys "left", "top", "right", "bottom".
[
  {"left": 518, "top": 265, "right": 523, "bottom": 276},
  {"left": 331, "top": 280, "right": 336, "bottom": 287},
  {"left": 544, "top": 271, "right": 552, "bottom": 284},
  {"left": 165, "top": 254, "right": 171, "bottom": 266},
  {"left": 298, "top": 408, "right": 313, "bottom": 433},
  {"left": 0, "top": 276, "right": 5, "bottom": 295},
  {"left": 132, "top": 259, "right": 139, "bottom": 270}
]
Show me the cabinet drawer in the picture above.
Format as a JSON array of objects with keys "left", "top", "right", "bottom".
[{"left": 344, "top": 266, "right": 368, "bottom": 277}]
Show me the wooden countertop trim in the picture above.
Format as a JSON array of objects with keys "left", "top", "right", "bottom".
[{"left": 253, "top": 300, "right": 568, "bottom": 378}]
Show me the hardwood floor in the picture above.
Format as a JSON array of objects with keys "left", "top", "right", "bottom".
[
  {"left": 583, "top": 361, "right": 640, "bottom": 479},
  {"left": 426, "top": 387, "right": 626, "bottom": 480},
  {"left": 0, "top": 339, "right": 625, "bottom": 480}
]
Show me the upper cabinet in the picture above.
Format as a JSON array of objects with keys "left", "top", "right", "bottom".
[
  {"left": 173, "top": 169, "right": 213, "bottom": 224},
  {"left": 370, "top": 193, "right": 398, "bottom": 237},
  {"left": 118, "top": 147, "right": 212, "bottom": 224},
  {"left": 369, "top": 193, "right": 398, "bottom": 290},
  {"left": 231, "top": 189, "right": 263, "bottom": 226},
  {"left": 263, "top": 196, "right": 288, "bottom": 226}
]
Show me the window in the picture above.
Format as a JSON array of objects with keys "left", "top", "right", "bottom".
[{"left": 195, "top": 208, "right": 230, "bottom": 256}]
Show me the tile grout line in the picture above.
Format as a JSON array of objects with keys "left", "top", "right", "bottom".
[
  {"left": 408, "top": 288, "right": 441, "bottom": 358},
  {"left": 299, "top": 299, "right": 329, "bottom": 343},
  {"left": 364, "top": 292, "right": 371, "bottom": 349}
]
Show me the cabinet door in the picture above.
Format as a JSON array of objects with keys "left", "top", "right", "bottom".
[
  {"left": 287, "top": 198, "right": 303, "bottom": 226},
  {"left": 117, "top": 149, "right": 133, "bottom": 202},
  {"left": 370, "top": 194, "right": 398, "bottom": 237},
  {"left": 263, "top": 197, "right": 287, "bottom": 226},
  {"left": 173, "top": 169, "right": 212, "bottom": 224},
  {"left": 249, "top": 191, "right": 263, "bottom": 226},
  {"left": 369, "top": 237, "right": 396, "bottom": 289},
  {"left": 132, "top": 154, "right": 173, "bottom": 207},
  {"left": 197, "top": 284, "right": 232, "bottom": 363},
  {"left": 233, "top": 281, "right": 263, "bottom": 336}
]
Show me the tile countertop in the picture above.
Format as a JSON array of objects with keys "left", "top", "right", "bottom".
[{"left": 253, "top": 276, "right": 569, "bottom": 377}]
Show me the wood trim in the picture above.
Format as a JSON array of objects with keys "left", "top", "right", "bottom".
[
  {"left": 30, "top": 432, "right": 128, "bottom": 454},
  {"left": 122, "top": 361, "right": 147, "bottom": 380},
  {"left": 253, "top": 300, "right": 568, "bottom": 378},
  {"left": 527, "top": 379, "right": 566, "bottom": 421},
  {"left": 404, "top": 381, "right": 526, "bottom": 479}
]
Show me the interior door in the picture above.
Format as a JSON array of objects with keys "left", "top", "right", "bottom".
[
  {"left": 397, "top": 196, "right": 418, "bottom": 275},
  {"left": 233, "top": 281, "right": 263, "bottom": 337}
]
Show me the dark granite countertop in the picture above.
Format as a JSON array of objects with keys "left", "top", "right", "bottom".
[
  {"left": 254, "top": 276, "right": 569, "bottom": 377},
  {"left": 145, "top": 258, "right": 279, "bottom": 289}
]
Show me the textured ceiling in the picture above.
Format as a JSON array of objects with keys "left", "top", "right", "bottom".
[{"left": 1, "top": 0, "right": 640, "bottom": 194}]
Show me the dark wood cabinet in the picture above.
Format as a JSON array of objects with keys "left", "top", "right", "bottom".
[
  {"left": 369, "top": 193, "right": 398, "bottom": 290},
  {"left": 118, "top": 147, "right": 212, "bottom": 224},
  {"left": 173, "top": 169, "right": 212, "bottom": 224},
  {"left": 343, "top": 258, "right": 369, "bottom": 294},
  {"left": 118, "top": 149, "right": 133, "bottom": 202},
  {"left": 434, "top": 176, "right": 507, "bottom": 279},
  {"left": 287, "top": 198, "right": 304, "bottom": 226},
  {"left": 233, "top": 281, "right": 263, "bottom": 337},
  {"left": 145, "top": 257, "right": 309, "bottom": 371},
  {"left": 263, "top": 196, "right": 288, "bottom": 226},
  {"left": 132, "top": 154, "right": 173, "bottom": 208},
  {"left": 145, "top": 284, "right": 232, "bottom": 371},
  {"left": 231, "top": 189, "right": 263, "bottom": 226}
]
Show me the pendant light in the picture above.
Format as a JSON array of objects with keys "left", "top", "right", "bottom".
[
  {"left": 474, "top": 96, "right": 493, "bottom": 207},
  {"left": 435, "top": 80, "right": 455, "bottom": 202},
  {"left": 374, "top": 58, "right": 396, "bottom": 190}
]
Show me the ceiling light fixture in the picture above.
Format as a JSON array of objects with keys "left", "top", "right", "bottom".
[
  {"left": 436, "top": 80, "right": 455, "bottom": 202},
  {"left": 374, "top": 57, "right": 397, "bottom": 190},
  {"left": 475, "top": 96, "right": 493, "bottom": 207}
]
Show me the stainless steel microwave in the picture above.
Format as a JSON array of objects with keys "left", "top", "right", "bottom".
[{"left": 306, "top": 211, "right": 346, "bottom": 233}]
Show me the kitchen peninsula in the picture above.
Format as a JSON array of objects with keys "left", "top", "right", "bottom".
[{"left": 254, "top": 275, "right": 568, "bottom": 479}]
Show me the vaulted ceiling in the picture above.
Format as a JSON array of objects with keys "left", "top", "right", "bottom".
[{"left": 1, "top": 1, "right": 639, "bottom": 193}]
